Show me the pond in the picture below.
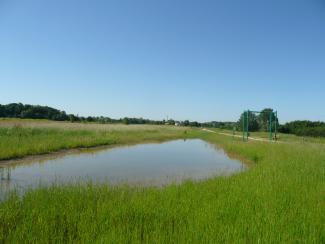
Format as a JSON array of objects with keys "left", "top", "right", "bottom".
[{"left": 0, "top": 139, "right": 246, "bottom": 196}]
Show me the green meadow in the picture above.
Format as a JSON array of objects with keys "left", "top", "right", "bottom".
[
  {"left": 0, "top": 120, "right": 324, "bottom": 243},
  {"left": 0, "top": 119, "right": 187, "bottom": 161}
]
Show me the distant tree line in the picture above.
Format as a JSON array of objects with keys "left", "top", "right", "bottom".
[
  {"left": 2, "top": 104, "right": 324, "bottom": 137},
  {"left": 0, "top": 103, "right": 208, "bottom": 127},
  {"left": 0, "top": 103, "right": 166, "bottom": 125},
  {"left": 0, "top": 103, "right": 69, "bottom": 121},
  {"left": 278, "top": 121, "right": 325, "bottom": 137},
  {"left": 201, "top": 121, "right": 237, "bottom": 130}
]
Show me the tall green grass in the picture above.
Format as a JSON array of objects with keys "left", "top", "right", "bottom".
[
  {"left": 0, "top": 125, "right": 187, "bottom": 160},
  {"left": 0, "top": 130, "right": 324, "bottom": 243}
]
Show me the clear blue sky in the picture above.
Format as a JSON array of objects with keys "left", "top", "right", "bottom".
[{"left": 1, "top": 0, "right": 324, "bottom": 123}]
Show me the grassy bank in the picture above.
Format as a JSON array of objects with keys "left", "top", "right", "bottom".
[
  {"left": 0, "top": 119, "right": 188, "bottom": 160},
  {"left": 214, "top": 127, "right": 325, "bottom": 144},
  {"left": 0, "top": 126, "right": 324, "bottom": 243}
]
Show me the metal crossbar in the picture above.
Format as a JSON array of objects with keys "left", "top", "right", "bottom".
[{"left": 242, "top": 110, "right": 278, "bottom": 142}]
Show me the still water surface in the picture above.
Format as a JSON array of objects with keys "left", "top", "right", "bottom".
[{"left": 0, "top": 139, "right": 245, "bottom": 195}]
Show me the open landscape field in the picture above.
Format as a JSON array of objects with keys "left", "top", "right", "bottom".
[
  {"left": 2, "top": 1, "right": 325, "bottom": 243},
  {"left": 0, "top": 119, "right": 188, "bottom": 161},
  {"left": 0, "top": 120, "right": 324, "bottom": 243}
]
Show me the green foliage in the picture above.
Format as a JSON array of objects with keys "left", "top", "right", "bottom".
[
  {"left": 296, "top": 127, "right": 325, "bottom": 137},
  {"left": 279, "top": 120, "right": 325, "bottom": 137},
  {"left": 237, "top": 111, "right": 260, "bottom": 131},
  {"left": 201, "top": 121, "right": 237, "bottom": 130},
  {"left": 122, "top": 117, "right": 129, "bottom": 125},
  {"left": 0, "top": 103, "right": 68, "bottom": 121},
  {"left": 257, "top": 108, "right": 279, "bottom": 132},
  {"left": 183, "top": 120, "right": 190, "bottom": 126},
  {"left": 189, "top": 121, "right": 199, "bottom": 127},
  {"left": 0, "top": 130, "right": 324, "bottom": 243},
  {"left": 0, "top": 103, "right": 205, "bottom": 127},
  {"left": 237, "top": 109, "right": 280, "bottom": 133}
]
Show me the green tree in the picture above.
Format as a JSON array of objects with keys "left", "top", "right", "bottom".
[
  {"left": 183, "top": 120, "right": 190, "bottom": 126},
  {"left": 258, "top": 108, "right": 273, "bottom": 131},
  {"left": 257, "top": 108, "right": 278, "bottom": 132},
  {"left": 237, "top": 111, "right": 259, "bottom": 132},
  {"left": 122, "top": 117, "right": 129, "bottom": 125}
]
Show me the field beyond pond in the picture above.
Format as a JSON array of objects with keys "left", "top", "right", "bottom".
[
  {"left": 0, "top": 119, "right": 324, "bottom": 243},
  {"left": 0, "top": 119, "right": 188, "bottom": 161}
]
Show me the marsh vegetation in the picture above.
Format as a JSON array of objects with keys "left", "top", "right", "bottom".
[{"left": 0, "top": 120, "right": 324, "bottom": 243}]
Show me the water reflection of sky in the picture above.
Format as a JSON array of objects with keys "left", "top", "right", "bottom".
[{"left": 0, "top": 139, "right": 246, "bottom": 197}]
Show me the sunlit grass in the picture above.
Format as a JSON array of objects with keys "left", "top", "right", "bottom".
[
  {"left": 213, "top": 127, "right": 325, "bottom": 144},
  {"left": 0, "top": 123, "right": 324, "bottom": 243},
  {"left": 0, "top": 120, "right": 188, "bottom": 160}
]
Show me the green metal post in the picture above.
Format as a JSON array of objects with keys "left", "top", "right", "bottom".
[
  {"left": 269, "top": 111, "right": 273, "bottom": 141},
  {"left": 275, "top": 111, "right": 277, "bottom": 140},
  {"left": 242, "top": 111, "right": 245, "bottom": 141},
  {"left": 246, "top": 110, "right": 249, "bottom": 141}
]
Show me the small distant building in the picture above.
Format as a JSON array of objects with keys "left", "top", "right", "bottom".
[{"left": 175, "top": 122, "right": 180, "bottom": 126}]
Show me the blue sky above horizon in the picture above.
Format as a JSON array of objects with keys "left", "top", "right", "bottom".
[{"left": 1, "top": 0, "right": 324, "bottom": 123}]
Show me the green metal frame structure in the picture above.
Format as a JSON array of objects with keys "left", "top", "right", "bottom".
[{"left": 242, "top": 109, "right": 278, "bottom": 141}]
